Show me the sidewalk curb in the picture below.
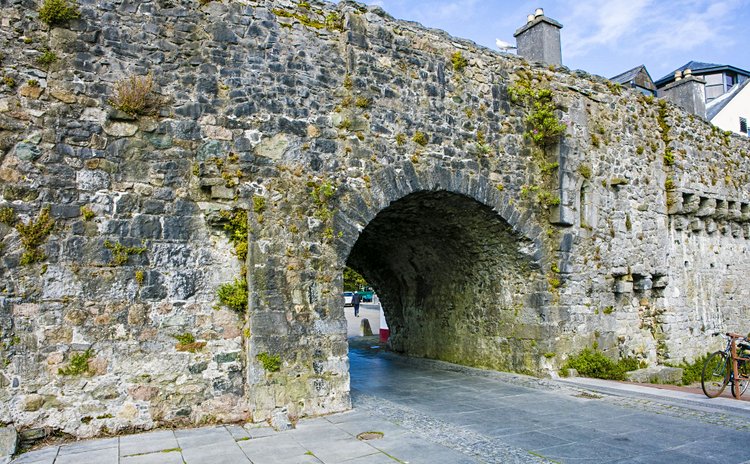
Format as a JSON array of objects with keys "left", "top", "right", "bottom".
[{"left": 557, "top": 377, "right": 750, "bottom": 418}]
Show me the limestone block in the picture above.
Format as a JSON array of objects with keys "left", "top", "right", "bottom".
[
  {"left": 614, "top": 280, "right": 633, "bottom": 294},
  {"left": 549, "top": 204, "right": 575, "bottom": 226},
  {"left": 13, "top": 142, "right": 40, "bottom": 161},
  {"left": 211, "top": 185, "right": 235, "bottom": 199},
  {"left": 741, "top": 204, "right": 750, "bottom": 222},
  {"left": 681, "top": 194, "right": 700, "bottom": 214},
  {"left": 0, "top": 427, "right": 17, "bottom": 462},
  {"left": 103, "top": 121, "right": 139, "bottom": 137},
  {"left": 666, "top": 191, "right": 683, "bottom": 214},
  {"left": 76, "top": 169, "right": 111, "bottom": 191},
  {"left": 705, "top": 218, "right": 717, "bottom": 234},
  {"left": 80, "top": 108, "right": 107, "bottom": 123},
  {"left": 204, "top": 125, "right": 233, "bottom": 141},
  {"left": 256, "top": 133, "right": 290, "bottom": 161},
  {"left": 672, "top": 216, "right": 689, "bottom": 231},
  {"left": 695, "top": 197, "right": 716, "bottom": 217},
  {"left": 625, "top": 366, "right": 683, "bottom": 384},
  {"left": 715, "top": 201, "right": 728, "bottom": 219},
  {"left": 19, "top": 85, "right": 43, "bottom": 99},
  {"left": 633, "top": 277, "right": 652, "bottom": 291},
  {"left": 22, "top": 394, "right": 45, "bottom": 412},
  {"left": 48, "top": 87, "right": 77, "bottom": 103}
]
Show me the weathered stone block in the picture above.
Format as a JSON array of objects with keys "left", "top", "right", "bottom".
[
  {"left": 0, "top": 426, "right": 17, "bottom": 462},
  {"left": 625, "top": 367, "right": 683, "bottom": 384}
]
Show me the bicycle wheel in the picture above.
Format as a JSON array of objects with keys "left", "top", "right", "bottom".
[
  {"left": 732, "top": 359, "right": 750, "bottom": 398},
  {"left": 702, "top": 351, "right": 729, "bottom": 398}
]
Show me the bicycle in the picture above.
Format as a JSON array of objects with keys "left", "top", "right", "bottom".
[{"left": 701, "top": 332, "right": 750, "bottom": 399}]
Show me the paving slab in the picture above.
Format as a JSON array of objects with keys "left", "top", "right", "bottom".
[
  {"left": 237, "top": 436, "right": 315, "bottom": 464},
  {"left": 120, "top": 430, "right": 179, "bottom": 457},
  {"left": 54, "top": 446, "right": 119, "bottom": 464},
  {"left": 8, "top": 447, "right": 58, "bottom": 464},
  {"left": 180, "top": 442, "right": 250, "bottom": 464}
]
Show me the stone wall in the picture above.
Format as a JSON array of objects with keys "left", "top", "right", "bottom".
[{"left": 1, "top": 0, "right": 749, "bottom": 440}]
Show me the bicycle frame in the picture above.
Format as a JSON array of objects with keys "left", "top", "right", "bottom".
[{"left": 726, "top": 332, "right": 750, "bottom": 399}]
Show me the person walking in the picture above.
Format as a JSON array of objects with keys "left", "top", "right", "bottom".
[{"left": 352, "top": 292, "right": 361, "bottom": 317}]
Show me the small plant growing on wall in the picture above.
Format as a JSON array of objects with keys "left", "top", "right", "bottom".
[
  {"left": 104, "top": 240, "right": 147, "bottom": 266},
  {"left": 36, "top": 49, "right": 58, "bottom": 67},
  {"left": 256, "top": 352, "right": 281, "bottom": 372},
  {"left": 109, "top": 73, "right": 154, "bottom": 116},
  {"left": 16, "top": 207, "right": 54, "bottom": 265},
  {"left": 0, "top": 207, "right": 16, "bottom": 226},
  {"left": 508, "top": 74, "right": 566, "bottom": 149},
  {"left": 412, "top": 131, "right": 428, "bottom": 146},
  {"left": 80, "top": 205, "right": 95, "bottom": 221},
  {"left": 219, "top": 209, "right": 248, "bottom": 261},
  {"left": 172, "top": 333, "right": 206, "bottom": 352},
  {"left": 217, "top": 278, "right": 248, "bottom": 313},
  {"left": 451, "top": 51, "right": 468, "bottom": 72},
  {"left": 38, "top": 0, "right": 80, "bottom": 26},
  {"left": 58, "top": 349, "right": 93, "bottom": 376}
]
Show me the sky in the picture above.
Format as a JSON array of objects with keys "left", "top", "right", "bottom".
[{"left": 340, "top": 0, "right": 750, "bottom": 81}]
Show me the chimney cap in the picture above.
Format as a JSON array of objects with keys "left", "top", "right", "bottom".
[{"left": 514, "top": 13, "right": 563, "bottom": 37}]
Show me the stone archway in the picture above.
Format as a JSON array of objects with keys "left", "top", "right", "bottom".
[
  {"left": 333, "top": 162, "right": 555, "bottom": 367},
  {"left": 345, "top": 189, "right": 545, "bottom": 370},
  {"left": 246, "top": 162, "right": 557, "bottom": 421}
]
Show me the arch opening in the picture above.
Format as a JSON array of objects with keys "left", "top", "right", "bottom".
[{"left": 345, "top": 190, "right": 547, "bottom": 371}]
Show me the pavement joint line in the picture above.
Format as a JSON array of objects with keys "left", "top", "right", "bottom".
[{"left": 121, "top": 448, "right": 182, "bottom": 458}]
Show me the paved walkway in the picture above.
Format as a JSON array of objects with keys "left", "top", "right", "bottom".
[{"left": 12, "top": 344, "right": 750, "bottom": 464}]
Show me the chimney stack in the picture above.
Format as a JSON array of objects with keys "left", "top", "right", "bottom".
[
  {"left": 660, "top": 71, "right": 706, "bottom": 119},
  {"left": 514, "top": 8, "right": 563, "bottom": 66}
]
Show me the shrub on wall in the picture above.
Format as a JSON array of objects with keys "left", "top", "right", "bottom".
[
  {"left": 38, "top": 0, "right": 80, "bottom": 26},
  {"left": 217, "top": 279, "right": 248, "bottom": 313},
  {"left": 109, "top": 74, "right": 154, "bottom": 116}
]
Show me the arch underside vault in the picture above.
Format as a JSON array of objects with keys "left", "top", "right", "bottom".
[{"left": 346, "top": 190, "right": 550, "bottom": 371}]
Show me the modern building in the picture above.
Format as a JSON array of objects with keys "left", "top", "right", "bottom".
[{"left": 655, "top": 62, "right": 750, "bottom": 136}]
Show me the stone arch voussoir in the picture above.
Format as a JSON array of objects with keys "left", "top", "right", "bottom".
[{"left": 333, "top": 161, "right": 547, "bottom": 269}]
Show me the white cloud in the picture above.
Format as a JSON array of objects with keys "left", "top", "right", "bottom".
[{"left": 560, "top": 0, "right": 744, "bottom": 59}]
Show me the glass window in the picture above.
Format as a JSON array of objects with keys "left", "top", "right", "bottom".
[
  {"left": 704, "top": 73, "right": 723, "bottom": 85},
  {"left": 726, "top": 72, "right": 736, "bottom": 89},
  {"left": 705, "top": 85, "right": 724, "bottom": 101},
  {"left": 741, "top": 117, "right": 748, "bottom": 134}
]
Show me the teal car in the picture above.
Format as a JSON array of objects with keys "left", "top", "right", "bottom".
[{"left": 358, "top": 287, "right": 374, "bottom": 302}]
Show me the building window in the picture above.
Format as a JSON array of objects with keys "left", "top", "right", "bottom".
[
  {"left": 741, "top": 117, "right": 748, "bottom": 135},
  {"left": 726, "top": 72, "right": 736, "bottom": 90}
]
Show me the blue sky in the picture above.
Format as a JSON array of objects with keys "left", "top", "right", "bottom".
[{"left": 342, "top": 0, "right": 750, "bottom": 81}]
